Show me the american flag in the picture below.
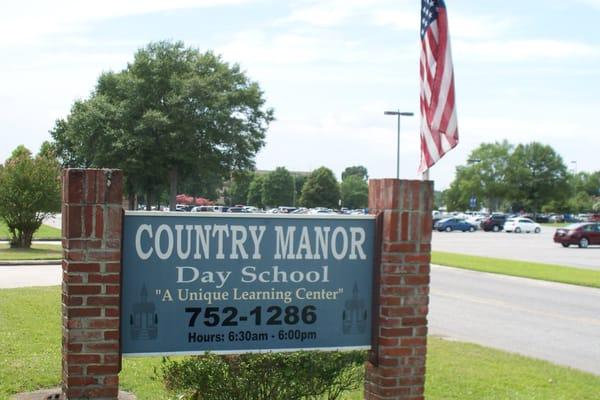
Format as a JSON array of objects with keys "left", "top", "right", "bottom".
[{"left": 419, "top": 0, "right": 458, "bottom": 173}]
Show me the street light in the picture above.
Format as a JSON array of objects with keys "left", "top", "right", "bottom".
[
  {"left": 384, "top": 110, "right": 414, "bottom": 179},
  {"left": 570, "top": 161, "right": 577, "bottom": 174}
]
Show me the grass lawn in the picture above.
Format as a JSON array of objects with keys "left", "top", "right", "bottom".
[
  {"left": 0, "top": 243, "right": 62, "bottom": 261},
  {"left": 0, "top": 221, "right": 61, "bottom": 241},
  {"left": 432, "top": 251, "right": 600, "bottom": 289},
  {"left": 1, "top": 287, "right": 599, "bottom": 399}
]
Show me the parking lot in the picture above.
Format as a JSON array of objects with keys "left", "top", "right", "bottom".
[{"left": 432, "top": 226, "right": 600, "bottom": 270}]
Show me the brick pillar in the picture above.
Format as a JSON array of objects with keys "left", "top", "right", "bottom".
[
  {"left": 62, "top": 169, "right": 123, "bottom": 399},
  {"left": 365, "top": 179, "right": 433, "bottom": 400}
]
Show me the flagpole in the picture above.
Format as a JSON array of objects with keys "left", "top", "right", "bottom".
[{"left": 422, "top": 169, "right": 429, "bottom": 181}]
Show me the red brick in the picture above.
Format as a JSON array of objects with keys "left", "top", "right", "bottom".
[
  {"left": 88, "top": 274, "right": 120, "bottom": 284},
  {"left": 400, "top": 212, "right": 409, "bottom": 241},
  {"left": 105, "top": 262, "right": 121, "bottom": 273},
  {"left": 382, "top": 307, "right": 415, "bottom": 317},
  {"left": 105, "top": 307, "right": 119, "bottom": 317},
  {"left": 87, "top": 296, "right": 119, "bottom": 306},
  {"left": 63, "top": 272, "right": 83, "bottom": 284},
  {"left": 63, "top": 295, "right": 84, "bottom": 306},
  {"left": 105, "top": 284, "right": 120, "bottom": 295},
  {"left": 104, "top": 354, "right": 121, "bottom": 364},
  {"left": 383, "top": 243, "right": 416, "bottom": 253},
  {"left": 404, "top": 275, "right": 430, "bottom": 285},
  {"left": 83, "top": 205, "right": 94, "bottom": 237},
  {"left": 65, "top": 205, "right": 83, "bottom": 237},
  {"left": 87, "top": 365, "right": 120, "bottom": 375},
  {"left": 381, "top": 275, "right": 402, "bottom": 285},
  {"left": 67, "top": 308, "right": 102, "bottom": 317},
  {"left": 402, "top": 317, "right": 427, "bottom": 326},
  {"left": 85, "top": 342, "right": 119, "bottom": 352},
  {"left": 67, "top": 376, "right": 97, "bottom": 386},
  {"left": 103, "top": 375, "right": 119, "bottom": 385},
  {"left": 67, "top": 285, "right": 101, "bottom": 295},
  {"left": 68, "top": 330, "right": 103, "bottom": 342},
  {"left": 68, "top": 354, "right": 101, "bottom": 364},
  {"left": 81, "top": 386, "right": 119, "bottom": 398},
  {"left": 95, "top": 205, "right": 104, "bottom": 238},
  {"left": 88, "top": 250, "right": 120, "bottom": 261},
  {"left": 86, "top": 319, "right": 119, "bottom": 329},
  {"left": 104, "top": 331, "right": 119, "bottom": 341},
  {"left": 66, "top": 263, "right": 101, "bottom": 273},
  {"left": 106, "top": 206, "right": 123, "bottom": 240},
  {"left": 405, "top": 254, "right": 430, "bottom": 264},
  {"left": 64, "top": 169, "right": 85, "bottom": 203}
]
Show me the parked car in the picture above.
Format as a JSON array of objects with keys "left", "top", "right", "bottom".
[
  {"left": 481, "top": 214, "right": 507, "bottom": 232},
  {"left": 504, "top": 217, "right": 541, "bottom": 233},
  {"left": 434, "top": 218, "right": 476, "bottom": 232},
  {"left": 553, "top": 222, "right": 600, "bottom": 248}
]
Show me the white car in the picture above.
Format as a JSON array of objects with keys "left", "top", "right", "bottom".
[{"left": 504, "top": 217, "right": 541, "bottom": 233}]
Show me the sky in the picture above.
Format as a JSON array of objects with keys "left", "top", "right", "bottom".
[{"left": 1, "top": 0, "right": 599, "bottom": 190}]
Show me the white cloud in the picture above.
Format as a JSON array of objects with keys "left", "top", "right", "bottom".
[
  {"left": 0, "top": 0, "right": 256, "bottom": 47},
  {"left": 455, "top": 39, "right": 598, "bottom": 62},
  {"left": 280, "top": 0, "right": 383, "bottom": 27}
]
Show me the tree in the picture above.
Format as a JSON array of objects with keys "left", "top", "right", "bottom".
[
  {"left": 227, "top": 171, "right": 255, "bottom": 205},
  {"left": 299, "top": 167, "right": 340, "bottom": 209},
  {"left": 0, "top": 145, "right": 61, "bottom": 248},
  {"left": 506, "top": 142, "right": 569, "bottom": 212},
  {"left": 246, "top": 174, "right": 265, "bottom": 208},
  {"left": 51, "top": 40, "right": 274, "bottom": 210},
  {"left": 443, "top": 141, "right": 512, "bottom": 212},
  {"left": 262, "top": 167, "right": 295, "bottom": 208},
  {"left": 340, "top": 175, "right": 368, "bottom": 209},
  {"left": 341, "top": 166, "right": 368, "bottom": 181}
]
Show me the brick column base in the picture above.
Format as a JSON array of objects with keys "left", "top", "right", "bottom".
[
  {"left": 364, "top": 179, "right": 433, "bottom": 400},
  {"left": 62, "top": 169, "right": 123, "bottom": 399}
]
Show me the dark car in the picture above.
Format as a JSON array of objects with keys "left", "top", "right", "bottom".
[
  {"left": 553, "top": 223, "right": 600, "bottom": 248},
  {"left": 481, "top": 214, "right": 507, "bottom": 232},
  {"left": 434, "top": 218, "right": 476, "bottom": 232}
]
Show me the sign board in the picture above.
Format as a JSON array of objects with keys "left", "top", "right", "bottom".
[{"left": 120, "top": 212, "right": 376, "bottom": 356}]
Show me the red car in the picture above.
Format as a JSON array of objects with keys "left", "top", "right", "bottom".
[{"left": 553, "top": 223, "right": 600, "bottom": 248}]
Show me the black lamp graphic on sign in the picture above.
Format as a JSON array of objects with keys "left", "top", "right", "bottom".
[
  {"left": 129, "top": 285, "right": 158, "bottom": 340},
  {"left": 342, "top": 282, "right": 367, "bottom": 334}
]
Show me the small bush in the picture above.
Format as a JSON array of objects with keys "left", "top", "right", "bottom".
[{"left": 158, "top": 351, "right": 366, "bottom": 400}]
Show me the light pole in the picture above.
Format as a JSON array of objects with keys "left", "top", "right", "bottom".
[
  {"left": 570, "top": 160, "right": 577, "bottom": 174},
  {"left": 384, "top": 110, "right": 414, "bottom": 179}
]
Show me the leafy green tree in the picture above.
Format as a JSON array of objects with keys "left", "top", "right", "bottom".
[
  {"left": 227, "top": 171, "right": 255, "bottom": 205},
  {"left": 0, "top": 145, "right": 61, "bottom": 248},
  {"left": 299, "top": 167, "right": 340, "bottom": 209},
  {"left": 246, "top": 174, "right": 265, "bottom": 208},
  {"left": 262, "top": 167, "right": 295, "bottom": 208},
  {"left": 506, "top": 142, "right": 569, "bottom": 212},
  {"left": 292, "top": 173, "right": 306, "bottom": 207},
  {"left": 52, "top": 40, "right": 274, "bottom": 210},
  {"left": 340, "top": 175, "right": 368, "bottom": 209},
  {"left": 443, "top": 141, "right": 512, "bottom": 212},
  {"left": 341, "top": 165, "right": 368, "bottom": 181}
]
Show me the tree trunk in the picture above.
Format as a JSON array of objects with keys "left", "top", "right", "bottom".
[
  {"left": 146, "top": 190, "right": 152, "bottom": 211},
  {"left": 10, "top": 228, "right": 34, "bottom": 248},
  {"left": 169, "top": 167, "right": 178, "bottom": 211},
  {"left": 128, "top": 193, "right": 136, "bottom": 211}
]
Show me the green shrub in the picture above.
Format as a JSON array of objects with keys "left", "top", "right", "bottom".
[{"left": 158, "top": 351, "right": 366, "bottom": 400}]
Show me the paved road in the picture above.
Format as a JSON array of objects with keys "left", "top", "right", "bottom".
[
  {"left": 430, "top": 265, "right": 600, "bottom": 375},
  {"left": 0, "top": 264, "right": 62, "bottom": 288},
  {"left": 432, "top": 226, "right": 600, "bottom": 270}
]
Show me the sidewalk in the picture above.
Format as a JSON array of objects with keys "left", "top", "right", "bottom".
[{"left": 0, "top": 259, "right": 60, "bottom": 266}]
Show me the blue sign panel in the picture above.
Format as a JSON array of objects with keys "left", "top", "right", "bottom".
[{"left": 121, "top": 212, "right": 375, "bottom": 356}]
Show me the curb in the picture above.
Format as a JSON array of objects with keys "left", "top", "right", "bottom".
[{"left": 0, "top": 260, "right": 61, "bottom": 266}]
